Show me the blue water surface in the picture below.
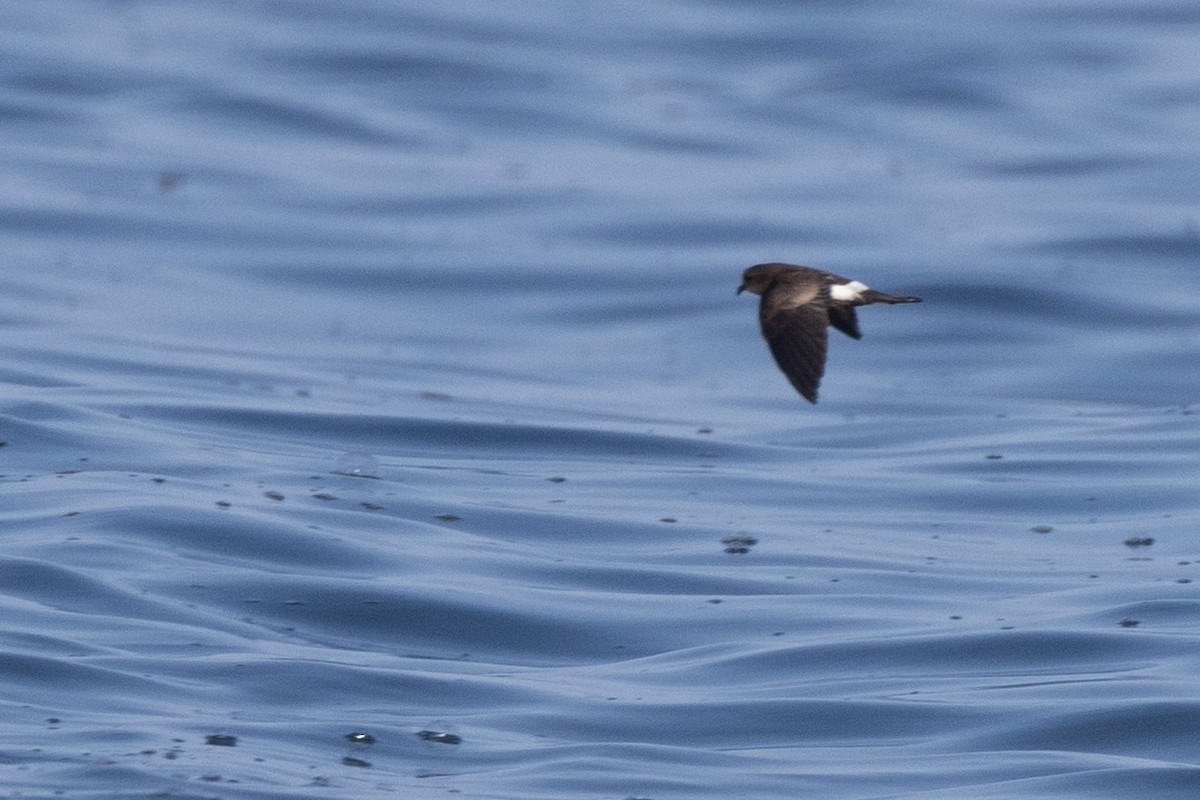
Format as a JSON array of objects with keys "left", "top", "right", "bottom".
[{"left": 2, "top": 1, "right": 1200, "bottom": 797}]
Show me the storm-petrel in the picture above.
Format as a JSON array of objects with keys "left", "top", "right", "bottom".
[{"left": 737, "top": 262, "right": 921, "bottom": 403}]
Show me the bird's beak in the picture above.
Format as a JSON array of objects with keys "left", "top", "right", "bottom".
[{"left": 736, "top": 283, "right": 746, "bottom": 295}]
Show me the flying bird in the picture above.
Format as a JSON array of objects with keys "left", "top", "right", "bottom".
[{"left": 737, "top": 262, "right": 921, "bottom": 403}]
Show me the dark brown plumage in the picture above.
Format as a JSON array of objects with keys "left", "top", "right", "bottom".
[{"left": 737, "top": 262, "right": 921, "bottom": 403}]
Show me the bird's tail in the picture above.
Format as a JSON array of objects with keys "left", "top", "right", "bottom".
[{"left": 863, "top": 290, "right": 922, "bottom": 304}]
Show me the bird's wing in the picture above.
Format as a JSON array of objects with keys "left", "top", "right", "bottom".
[
  {"left": 759, "top": 298, "right": 829, "bottom": 404},
  {"left": 827, "top": 304, "right": 862, "bottom": 339}
]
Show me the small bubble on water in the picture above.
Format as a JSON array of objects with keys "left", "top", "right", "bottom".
[
  {"left": 416, "top": 729, "right": 462, "bottom": 745},
  {"left": 334, "top": 452, "right": 380, "bottom": 479}
]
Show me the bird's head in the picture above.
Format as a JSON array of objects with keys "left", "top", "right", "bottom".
[{"left": 736, "top": 263, "right": 783, "bottom": 296}]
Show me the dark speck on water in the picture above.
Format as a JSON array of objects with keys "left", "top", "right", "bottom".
[{"left": 721, "top": 535, "right": 758, "bottom": 554}]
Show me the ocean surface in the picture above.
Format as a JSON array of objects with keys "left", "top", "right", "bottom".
[{"left": 2, "top": 1, "right": 1200, "bottom": 797}]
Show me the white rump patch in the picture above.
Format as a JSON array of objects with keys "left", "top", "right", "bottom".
[{"left": 829, "top": 280, "right": 869, "bottom": 301}]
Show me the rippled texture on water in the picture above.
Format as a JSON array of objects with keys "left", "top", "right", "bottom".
[{"left": 2, "top": 1, "right": 1200, "bottom": 798}]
